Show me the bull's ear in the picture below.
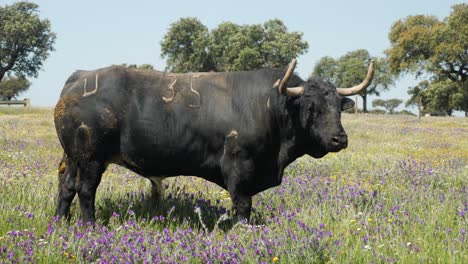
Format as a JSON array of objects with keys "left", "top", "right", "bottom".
[{"left": 341, "top": 97, "right": 355, "bottom": 111}]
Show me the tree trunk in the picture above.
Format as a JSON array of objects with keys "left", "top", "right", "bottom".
[
  {"left": 418, "top": 95, "right": 422, "bottom": 120},
  {"left": 354, "top": 96, "right": 358, "bottom": 114},
  {"left": 361, "top": 94, "right": 368, "bottom": 113},
  {"left": 0, "top": 69, "right": 7, "bottom": 82}
]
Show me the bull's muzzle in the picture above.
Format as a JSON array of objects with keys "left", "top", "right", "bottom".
[{"left": 330, "top": 132, "right": 348, "bottom": 150}]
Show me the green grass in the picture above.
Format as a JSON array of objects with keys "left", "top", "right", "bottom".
[{"left": 1, "top": 108, "right": 467, "bottom": 263}]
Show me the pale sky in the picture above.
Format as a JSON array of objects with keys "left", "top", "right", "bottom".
[{"left": 1, "top": 0, "right": 465, "bottom": 113}]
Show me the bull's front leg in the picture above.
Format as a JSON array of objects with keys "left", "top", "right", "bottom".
[
  {"left": 229, "top": 190, "right": 252, "bottom": 222},
  {"left": 223, "top": 165, "right": 253, "bottom": 222},
  {"left": 220, "top": 130, "right": 253, "bottom": 222},
  {"left": 149, "top": 177, "right": 165, "bottom": 202}
]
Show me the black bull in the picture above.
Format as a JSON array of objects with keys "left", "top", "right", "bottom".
[{"left": 54, "top": 60, "right": 374, "bottom": 223}]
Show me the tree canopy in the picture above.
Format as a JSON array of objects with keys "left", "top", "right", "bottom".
[
  {"left": 0, "top": 74, "right": 30, "bottom": 100},
  {"left": 119, "top": 63, "right": 154, "bottom": 70},
  {"left": 160, "top": 18, "right": 308, "bottom": 73},
  {"left": 386, "top": 3, "right": 467, "bottom": 115},
  {"left": 160, "top": 18, "right": 212, "bottom": 73},
  {"left": 313, "top": 49, "right": 395, "bottom": 112},
  {"left": 0, "top": 1, "right": 56, "bottom": 99},
  {"left": 407, "top": 79, "right": 465, "bottom": 116}
]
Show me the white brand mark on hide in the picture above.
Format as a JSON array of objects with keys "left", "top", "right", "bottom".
[{"left": 83, "top": 74, "right": 99, "bottom": 97}]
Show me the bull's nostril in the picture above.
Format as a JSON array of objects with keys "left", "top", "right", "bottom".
[{"left": 331, "top": 136, "right": 340, "bottom": 146}]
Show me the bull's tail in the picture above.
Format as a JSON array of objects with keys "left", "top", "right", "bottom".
[{"left": 57, "top": 152, "right": 68, "bottom": 193}]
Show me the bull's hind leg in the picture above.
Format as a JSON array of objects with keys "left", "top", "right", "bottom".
[
  {"left": 56, "top": 154, "right": 78, "bottom": 220},
  {"left": 76, "top": 160, "right": 106, "bottom": 224}
]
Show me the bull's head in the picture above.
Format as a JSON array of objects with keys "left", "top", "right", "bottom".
[{"left": 275, "top": 59, "right": 374, "bottom": 158}]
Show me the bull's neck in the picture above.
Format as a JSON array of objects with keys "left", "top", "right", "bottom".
[{"left": 269, "top": 91, "right": 305, "bottom": 171}]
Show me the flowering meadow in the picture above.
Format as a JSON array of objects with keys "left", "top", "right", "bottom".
[{"left": 0, "top": 107, "right": 467, "bottom": 263}]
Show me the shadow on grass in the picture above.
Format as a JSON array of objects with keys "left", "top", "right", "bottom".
[{"left": 95, "top": 191, "right": 266, "bottom": 232}]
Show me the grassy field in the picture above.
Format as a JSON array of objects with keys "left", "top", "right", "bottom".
[{"left": 0, "top": 107, "right": 467, "bottom": 263}]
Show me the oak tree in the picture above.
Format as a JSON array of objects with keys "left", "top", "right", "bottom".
[
  {"left": 160, "top": 18, "right": 308, "bottom": 72},
  {"left": 0, "top": 2, "right": 55, "bottom": 99},
  {"left": 0, "top": 75, "right": 30, "bottom": 100},
  {"left": 386, "top": 3, "right": 467, "bottom": 115},
  {"left": 372, "top": 98, "right": 403, "bottom": 114}
]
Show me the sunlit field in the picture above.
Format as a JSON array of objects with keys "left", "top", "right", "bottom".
[{"left": 0, "top": 107, "right": 467, "bottom": 263}]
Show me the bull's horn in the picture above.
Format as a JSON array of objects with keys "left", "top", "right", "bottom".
[
  {"left": 277, "top": 59, "right": 304, "bottom": 97},
  {"left": 336, "top": 60, "right": 375, "bottom": 96}
]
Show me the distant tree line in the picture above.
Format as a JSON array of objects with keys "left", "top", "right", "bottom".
[
  {"left": 372, "top": 99, "right": 403, "bottom": 114},
  {"left": 119, "top": 64, "right": 154, "bottom": 70}
]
